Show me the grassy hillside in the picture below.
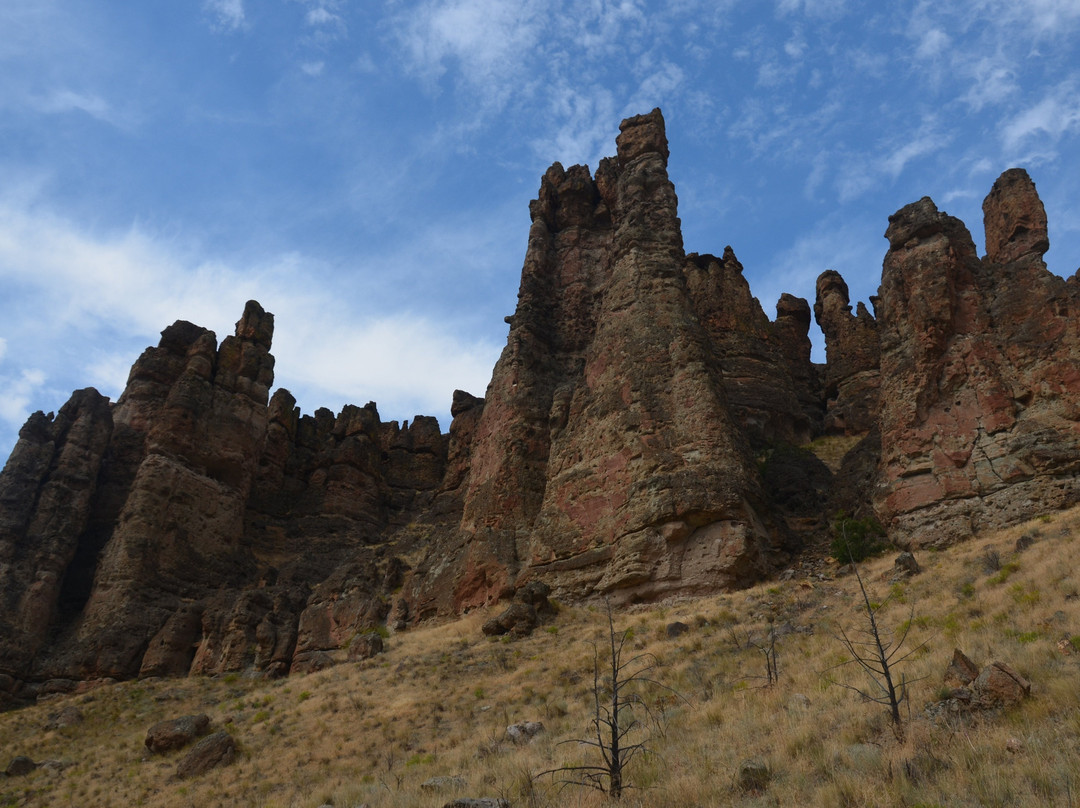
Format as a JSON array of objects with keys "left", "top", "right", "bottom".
[{"left": 3, "top": 508, "right": 1079, "bottom": 807}]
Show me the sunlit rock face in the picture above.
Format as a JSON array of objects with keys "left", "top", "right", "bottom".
[{"left": 874, "top": 169, "right": 1080, "bottom": 547}]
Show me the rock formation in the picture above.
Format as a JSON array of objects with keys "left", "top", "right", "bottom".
[
  {"left": 874, "top": 169, "right": 1080, "bottom": 546},
  {"left": 1, "top": 111, "right": 1078, "bottom": 700},
  {"left": 406, "top": 110, "right": 813, "bottom": 615},
  {"left": 814, "top": 270, "right": 879, "bottom": 435}
]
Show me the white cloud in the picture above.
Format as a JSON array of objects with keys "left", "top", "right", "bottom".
[
  {"left": 274, "top": 315, "right": 497, "bottom": 420},
  {"left": 300, "top": 61, "right": 326, "bottom": 76},
  {"left": 1005, "top": 0, "right": 1080, "bottom": 34},
  {"left": 833, "top": 119, "right": 950, "bottom": 202},
  {"left": 0, "top": 337, "right": 6, "bottom": 362},
  {"left": 204, "top": 0, "right": 246, "bottom": 31},
  {"left": 960, "top": 57, "right": 1018, "bottom": 111},
  {"left": 0, "top": 196, "right": 503, "bottom": 435},
  {"left": 36, "top": 89, "right": 111, "bottom": 120},
  {"left": 757, "top": 56, "right": 796, "bottom": 87},
  {"left": 0, "top": 369, "right": 46, "bottom": 425},
  {"left": 629, "top": 60, "right": 685, "bottom": 112},
  {"left": 531, "top": 85, "right": 617, "bottom": 169},
  {"left": 941, "top": 188, "right": 979, "bottom": 204},
  {"left": 784, "top": 29, "right": 808, "bottom": 59},
  {"left": 306, "top": 7, "right": 339, "bottom": 25},
  {"left": 397, "top": 0, "right": 548, "bottom": 93},
  {"left": 883, "top": 129, "right": 950, "bottom": 178},
  {"left": 915, "top": 28, "right": 950, "bottom": 61},
  {"left": 1002, "top": 83, "right": 1080, "bottom": 150},
  {"left": 775, "top": 0, "right": 848, "bottom": 18}
]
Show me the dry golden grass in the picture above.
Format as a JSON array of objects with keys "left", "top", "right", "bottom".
[{"left": 3, "top": 507, "right": 1080, "bottom": 807}]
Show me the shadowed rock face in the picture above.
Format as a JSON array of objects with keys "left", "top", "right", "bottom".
[
  {"left": 1, "top": 114, "right": 1079, "bottom": 698},
  {"left": 814, "top": 270, "right": 880, "bottom": 435},
  {"left": 0, "top": 302, "right": 447, "bottom": 697}
]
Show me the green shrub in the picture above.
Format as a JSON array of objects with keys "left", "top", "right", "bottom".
[{"left": 830, "top": 512, "right": 887, "bottom": 562}]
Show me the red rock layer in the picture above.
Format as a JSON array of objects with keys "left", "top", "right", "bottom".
[{"left": 875, "top": 169, "right": 1080, "bottom": 545}]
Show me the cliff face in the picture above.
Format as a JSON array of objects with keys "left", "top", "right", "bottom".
[
  {"left": 2, "top": 111, "right": 1079, "bottom": 700},
  {"left": 406, "top": 111, "right": 813, "bottom": 616},
  {"left": 874, "top": 169, "right": 1080, "bottom": 546},
  {"left": 0, "top": 304, "right": 449, "bottom": 698}
]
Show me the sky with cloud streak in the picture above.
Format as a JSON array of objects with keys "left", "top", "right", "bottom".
[{"left": 1, "top": 0, "right": 1079, "bottom": 461}]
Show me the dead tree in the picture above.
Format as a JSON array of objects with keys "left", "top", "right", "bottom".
[
  {"left": 827, "top": 535, "right": 930, "bottom": 739},
  {"left": 541, "top": 600, "right": 680, "bottom": 800}
]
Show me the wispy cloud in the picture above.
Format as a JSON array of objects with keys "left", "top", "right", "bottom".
[
  {"left": 775, "top": 0, "right": 849, "bottom": 18},
  {"left": 530, "top": 85, "right": 617, "bottom": 169},
  {"left": 0, "top": 369, "right": 46, "bottom": 427},
  {"left": 960, "top": 56, "right": 1018, "bottom": 111},
  {"left": 834, "top": 119, "right": 951, "bottom": 202},
  {"left": 0, "top": 197, "right": 502, "bottom": 440},
  {"left": 204, "top": 0, "right": 246, "bottom": 32},
  {"left": 1003, "top": 0, "right": 1080, "bottom": 35},
  {"left": 36, "top": 89, "right": 110, "bottom": 119},
  {"left": 395, "top": 0, "right": 548, "bottom": 94},
  {"left": 883, "top": 127, "right": 951, "bottom": 178},
  {"left": 914, "top": 28, "right": 950, "bottom": 61},
  {"left": 1002, "top": 82, "right": 1080, "bottom": 151},
  {"left": 306, "top": 7, "right": 340, "bottom": 26}
]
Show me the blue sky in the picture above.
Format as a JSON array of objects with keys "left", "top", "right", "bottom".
[{"left": 2, "top": 0, "right": 1079, "bottom": 462}]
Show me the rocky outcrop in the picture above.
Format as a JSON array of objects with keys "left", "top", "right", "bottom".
[
  {"left": 2, "top": 111, "right": 1079, "bottom": 696},
  {"left": 814, "top": 270, "right": 879, "bottom": 435},
  {"left": 875, "top": 169, "right": 1080, "bottom": 546},
  {"left": 0, "top": 301, "right": 455, "bottom": 699},
  {"left": 407, "top": 109, "right": 797, "bottom": 614},
  {"left": 685, "top": 248, "right": 821, "bottom": 447},
  {"left": 0, "top": 389, "right": 114, "bottom": 683}
]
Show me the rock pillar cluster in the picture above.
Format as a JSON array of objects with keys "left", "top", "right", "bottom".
[{"left": 1, "top": 113, "right": 1079, "bottom": 698}]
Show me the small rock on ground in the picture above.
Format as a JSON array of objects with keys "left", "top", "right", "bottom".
[{"left": 736, "top": 758, "right": 770, "bottom": 792}]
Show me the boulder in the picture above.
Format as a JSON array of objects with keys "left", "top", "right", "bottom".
[
  {"left": 44, "top": 706, "right": 84, "bottom": 730},
  {"left": 893, "top": 552, "right": 921, "bottom": 577},
  {"left": 482, "top": 603, "right": 537, "bottom": 638},
  {"left": 5, "top": 756, "right": 38, "bottom": 777},
  {"left": 175, "top": 731, "right": 236, "bottom": 778},
  {"left": 505, "top": 721, "right": 544, "bottom": 744},
  {"left": 347, "top": 632, "right": 384, "bottom": 661},
  {"left": 944, "top": 649, "right": 980, "bottom": 687},
  {"left": 735, "top": 758, "right": 771, "bottom": 793},
  {"left": 421, "top": 775, "right": 466, "bottom": 791},
  {"left": 973, "top": 661, "right": 1031, "bottom": 708},
  {"left": 665, "top": 621, "right": 690, "bottom": 638},
  {"left": 145, "top": 714, "right": 211, "bottom": 753}
]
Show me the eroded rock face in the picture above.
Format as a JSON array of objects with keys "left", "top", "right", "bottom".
[
  {"left": 875, "top": 172, "right": 1080, "bottom": 547},
  {"left": 0, "top": 389, "right": 114, "bottom": 683},
  {"left": 814, "top": 270, "right": 880, "bottom": 435},
  {"left": 685, "top": 249, "right": 820, "bottom": 447},
  {"left": 407, "top": 109, "right": 793, "bottom": 614},
  {"left": 2, "top": 111, "right": 1079, "bottom": 694},
  {"left": 0, "top": 301, "right": 455, "bottom": 696}
]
